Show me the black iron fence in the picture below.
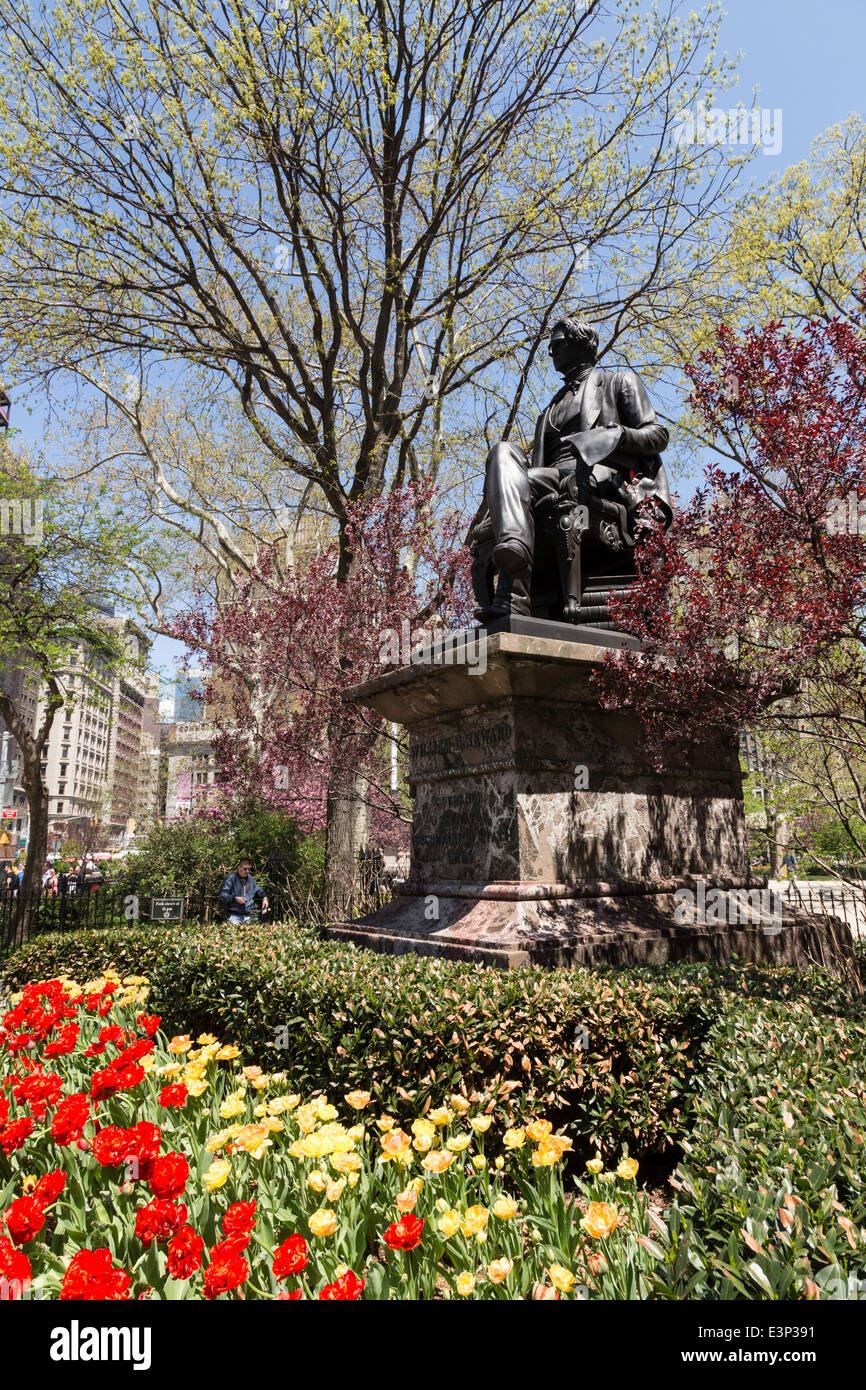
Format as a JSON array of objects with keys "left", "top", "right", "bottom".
[{"left": 0, "top": 880, "right": 297, "bottom": 955}]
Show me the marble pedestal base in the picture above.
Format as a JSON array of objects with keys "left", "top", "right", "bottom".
[{"left": 331, "top": 631, "right": 856, "bottom": 979}]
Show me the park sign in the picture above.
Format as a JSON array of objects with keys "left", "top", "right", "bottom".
[{"left": 148, "top": 897, "right": 184, "bottom": 923}]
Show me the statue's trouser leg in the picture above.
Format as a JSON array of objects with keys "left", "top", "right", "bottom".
[{"left": 486, "top": 441, "right": 534, "bottom": 565}]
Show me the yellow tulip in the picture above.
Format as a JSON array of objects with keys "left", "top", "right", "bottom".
[
  {"left": 268, "top": 1095, "right": 300, "bottom": 1114},
  {"left": 616, "top": 1157, "right": 639, "bottom": 1181},
  {"left": 219, "top": 1096, "right": 246, "bottom": 1120},
  {"left": 585, "top": 1156, "right": 604, "bottom": 1175},
  {"left": 456, "top": 1272, "right": 475, "bottom": 1296},
  {"left": 309, "top": 1208, "right": 337, "bottom": 1238},
  {"left": 492, "top": 1194, "right": 519, "bottom": 1220},
  {"left": 437, "top": 1209, "right": 461, "bottom": 1238},
  {"left": 295, "top": 1104, "right": 319, "bottom": 1134},
  {"left": 460, "top": 1205, "right": 488, "bottom": 1237},
  {"left": 503, "top": 1128, "right": 525, "bottom": 1149},
  {"left": 344, "top": 1090, "right": 372, "bottom": 1110},
  {"left": 469, "top": 1116, "right": 492, "bottom": 1134},
  {"left": 487, "top": 1258, "right": 513, "bottom": 1284},
  {"left": 549, "top": 1264, "right": 576, "bottom": 1293},
  {"left": 421, "top": 1149, "right": 455, "bottom": 1175},
  {"left": 330, "top": 1150, "right": 362, "bottom": 1174},
  {"left": 202, "top": 1158, "right": 231, "bottom": 1191},
  {"left": 525, "top": 1119, "right": 553, "bottom": 1142},
  {"left": 580, "top": 1202, "right": 619, "bottom": 1239}
]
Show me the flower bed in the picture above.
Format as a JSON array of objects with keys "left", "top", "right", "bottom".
[{"left": 0, "top": 971, "right": 665, "bottom": 1300}]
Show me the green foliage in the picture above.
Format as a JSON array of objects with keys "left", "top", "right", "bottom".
[
  {"left": 4, "top": 928, "right": 865, "bottom": 1297},
  {"left": 0, "top": 922, "right": 715, "bottom": 1153},
  {"left": 125, "top": 806, "right": 325, "bottom": 901},
  {"left": 644, "top": 987, "right": 866, "bottom": 1298}
]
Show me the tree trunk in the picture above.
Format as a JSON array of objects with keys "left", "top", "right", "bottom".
[
  {"left": 17, "top": 758, "right": 49, "bottom": 939},
  {"left": 323, "top": 772, "right": 369, "bottom": 920}
]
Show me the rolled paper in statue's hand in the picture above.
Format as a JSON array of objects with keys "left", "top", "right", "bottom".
[{"left": 561, "top": 425, "right": 624, "bottom": 469}]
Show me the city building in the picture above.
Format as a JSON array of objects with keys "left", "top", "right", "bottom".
[
  {"left": 162, "top": 720, "right": 218, "bottom": 818},
  {"left": 37, "top": 612, "right": 153, "bottom": 849},
  {"left": 135, "top": 672, "right": 162, "bottom": 832},
  {"left": 0, "top": 662, "right": 39, "bottom": 857},
  {"left": 105, "top": 619, "right": 152, "bottom": 843},
  {"left": 173, "top": 667, "right": 206, "bottom": 723}
]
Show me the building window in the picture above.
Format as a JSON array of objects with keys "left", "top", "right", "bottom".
[{"left": 56, "top": 801, "right": 64, "bottom": 812}]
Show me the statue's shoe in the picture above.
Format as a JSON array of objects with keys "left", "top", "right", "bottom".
[
  {"left": 473, "top": 594, "right": 531, "bottom": 622},
  {"left": 492, "top": 538, "right": 533, "bottom": 577}
]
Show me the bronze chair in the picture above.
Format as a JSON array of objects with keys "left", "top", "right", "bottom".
[{"left": 471, "top": 470, "right": 646, "bottom": 630}]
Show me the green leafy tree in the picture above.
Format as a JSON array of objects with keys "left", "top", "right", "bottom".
[{"left": 0, "top": 449, "right": 161, "bottom": 915}]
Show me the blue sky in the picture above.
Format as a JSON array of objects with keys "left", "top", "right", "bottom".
[
  {"left": 14, "top": 1, "right": 865, "bottom": 687},
  {"left": 718, "top": 0, "right": 864, "bottom": 166}
]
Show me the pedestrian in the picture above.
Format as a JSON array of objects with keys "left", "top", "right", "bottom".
[
  {"left": 781, "top": 848, "right": 798, "bottom": 877},
  {"left": 218, "top": 857, "right": 269, "bottom": 925},
  {"left": 781, "top": 848, "right": 798, "bottom": 898}
]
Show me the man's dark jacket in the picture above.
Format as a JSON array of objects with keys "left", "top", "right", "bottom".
[{"left": 219, "top": 870, "right": 263, "bottom": 919}]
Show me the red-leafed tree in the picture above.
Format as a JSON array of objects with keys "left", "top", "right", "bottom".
[
  {"left": 170, "top": 484, "right": 472, "bottom": 914},
  {"left": 598, "top": 311, "right": 866, "bottom": 875}
]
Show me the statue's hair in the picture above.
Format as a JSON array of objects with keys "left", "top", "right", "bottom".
[{"left": 549, "top": 317, "right": 599, "bottom": 363}]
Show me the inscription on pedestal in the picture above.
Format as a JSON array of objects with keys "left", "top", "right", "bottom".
[
  {"left": 434, "top": 789, "right": 488, "bottom": 863},
  {"left": 411, "top": 716, "right": 512, "bottom": 780}
]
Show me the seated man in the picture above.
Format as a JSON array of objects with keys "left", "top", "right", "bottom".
[
  {"left": 473, "top": 316, "right": 672, "bottom": 620},
  {"left": 219, "top": 856, "right": 269, "bottom": 925}
]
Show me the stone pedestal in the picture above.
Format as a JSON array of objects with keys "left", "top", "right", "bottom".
[{"left": 328, "top": 631, "right": 856, "bottom": 977}]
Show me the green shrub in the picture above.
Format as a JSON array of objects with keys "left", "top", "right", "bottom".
[
  {"left": 124, "top": 803, "right": 325, "bottom": 903},
  {"left": 644, "top": 991, "right": 866, "bottom": 1298},
  {"left": 0, "top": 921, "right": 721, "bottom": 1155}
]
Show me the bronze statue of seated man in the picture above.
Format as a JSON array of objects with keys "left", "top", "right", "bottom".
[{"left": 471, "top": 316, "right": 673, "bottom": 623}]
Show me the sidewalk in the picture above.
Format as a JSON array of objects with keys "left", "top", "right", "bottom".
[{"left": 768, "top": 878, "right": 865, "bottom": 940}]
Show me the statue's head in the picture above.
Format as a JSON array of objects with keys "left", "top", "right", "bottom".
[{"left": 548, "top": 317, "right": 598, "bottom": 375}]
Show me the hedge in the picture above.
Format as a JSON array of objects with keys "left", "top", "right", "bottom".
[
  {"left": 3, "top": 923, "right": 863, "bottom": 1163},
  {"left": 4, "top": 924, "right": 866, "bottom": 1297}
]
